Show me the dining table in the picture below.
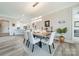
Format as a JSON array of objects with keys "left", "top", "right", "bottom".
[{"left": 33, "top": 31, "right": 51, "bottom": 48}]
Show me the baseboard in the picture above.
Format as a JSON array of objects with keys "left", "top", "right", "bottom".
[{"left": 64, "top": 39, "right": 79, "bottom": 43}]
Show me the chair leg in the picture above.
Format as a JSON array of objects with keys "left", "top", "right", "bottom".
[
  {"left": 39, "top": 41, "right": 42, "bottom": 48},
  {"left": 49, "top": 45, "right": 51, "bottom": 54},
  {"left": 26, "top": 40, "right": 29, "bottom": 46},
  {"left": 28, "top": 41, "right": 30, "bottom": 48},
  {"left": 52, "top": 43, "right": 55, "bottom": 49},
  {"left": 32, "top": 45, "right": 34, "bottom": 52},
  {"left": 23, "top": 38, "right": 25, "bottom": 43}
]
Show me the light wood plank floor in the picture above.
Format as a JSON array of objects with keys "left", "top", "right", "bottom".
[
  {"left": 0, "top": 36, "right": 28, "bottom": 56},
  {"left": 54, "top": 42, "right": 79, "bottom": 56},
  {"left": 1, "top": 36, "right": 79, "bottom": 56},
  {"left": 0, "top": 36, "right": 59, "bottom": 56}
]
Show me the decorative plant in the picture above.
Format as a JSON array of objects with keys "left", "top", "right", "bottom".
[
  {"left": 57, "top": 27, "right": 67, "bottom": 36},
  {"left": 62, "top": 27, "right": 67, "bottom": 33},
  {"left": 56, "top": 27, "right": 67, "bottom": 43},
  {"left": 57, "top": 28, "right": 62, "bottom": 34}
]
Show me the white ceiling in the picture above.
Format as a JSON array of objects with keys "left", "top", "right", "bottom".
[{"left": 0, "top": 2, "right": 79, "bottom": 20}]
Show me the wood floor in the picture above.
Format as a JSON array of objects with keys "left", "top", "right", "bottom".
[
  {"left": 54, "top": 42, "right": 79, "bottom": 56},
  {"left": 0, "top": 36, "right": 59, "bottom": 56},
  {"left": 0, "top": 36, "right": 79, "bottom": 56},
  {"left": 0, "top": 36, "right": 28, "bottom": 56}
]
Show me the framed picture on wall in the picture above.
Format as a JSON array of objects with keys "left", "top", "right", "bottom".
[
  {"left": 74, "top": 21, "right": 79, "bottom": 27},
  {"left": 23, "top": 26, "right": 27, "bottom": 30},
  {"left": 12, "top": 23, "right": 15, "bottom": 27},
  {"left": 17, "top": 27, "right": 20, "bottom": 29},
  {"left": 45, "top": 20, "right": 50, "bottom": 27}
]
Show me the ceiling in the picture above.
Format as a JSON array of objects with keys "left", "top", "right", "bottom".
[{"left": 0, "top": 2, "right": 79, "bottom": 20}]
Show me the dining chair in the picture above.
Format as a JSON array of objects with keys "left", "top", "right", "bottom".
[
  {"left": 41, "top": 32, "right": 56, "bottom": 54},
  {"left": 24, "top": 30, "right": 30, "bottom": 46},
  {"left": 27, "top": 31, "right": 40, "bottom": 52}
]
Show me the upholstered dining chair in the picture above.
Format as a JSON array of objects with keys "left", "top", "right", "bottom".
[
  {"left": 27, "top": 31, "right": 40, "bottom": 52},
  {"left": 41, "top": 32, "right": 56, "bottom": 54},
  {"left": 24, "top": 30, "right": 30, "bottom": 46}
]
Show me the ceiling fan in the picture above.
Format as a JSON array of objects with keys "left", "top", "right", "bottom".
[{"left": 33, "top": 2, "right": 39, "bottom": 7}]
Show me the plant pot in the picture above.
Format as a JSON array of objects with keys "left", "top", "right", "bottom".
[{"left": 59, "top": 36, "right": 64, "bottom": 43}]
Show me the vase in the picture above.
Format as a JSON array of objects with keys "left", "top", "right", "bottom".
[{"left": 59, "top": 36, "right": 64, "bottom": 43}]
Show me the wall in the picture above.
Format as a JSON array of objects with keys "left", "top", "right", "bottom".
[
  {"left": 7, "top": 7, "right": 72, "bottom": 42},
  {"left": 28, "top": 7, "right": 72, "bottom": 42},
  {"left": 41, "top": 7, "right": 72, "bottom": 42},
  {"left": 0, "top": 20, "right": 9, "bottom": 33},
  {"left": 9, "top": 20, "right": 27, "bottom": 35},
  {"left": 1, "top": 21, "right": 9, "bottom": 33},
  {"left": 72, "top": 6, "right": 79, "bottom": 41},
  {"left": 9, "top": 20, "right": 16, "bottom": 35},
  {"left": 0, "top": 22, "right": 2, "bottom": 32},
  {"left": 30, "top": 19, "right": 44, "bottom": 31}
]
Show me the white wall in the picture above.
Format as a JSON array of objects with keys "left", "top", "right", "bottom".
[
  {"left": 7, "top": 5, "right": 78, "bottom": 42},
  {"left": 28, "top": 7, "right": 72, "bottom": 42},
  {"left": 0, "top": 20, "right": 9, "bottom": 33},
  {"left": 72, "top": 6, "right": 79, "bottom": 42},
  {"left": 39, "top": 7, "right": 72, "bottom": 42},
  {"left": 1, "top": 21, "right": 9, "bottom": 33},
  {"left": 9, "top": 20, "right": 27, "bottom": 35},
  {"left": 9, "top": 20, "right": 16, "bottom": 35},
  {"left": 7, "top": 7, "right": 72, "bottom": 42},
  {"left": 30, "top": 20, "right": 44, "bottom": 30}
]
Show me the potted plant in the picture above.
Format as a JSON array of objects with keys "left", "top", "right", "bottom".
[{"left": 56, "top": 27, "right": 67, "bottom": 43}]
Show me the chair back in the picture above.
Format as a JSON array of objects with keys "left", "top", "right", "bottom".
[
  {"left": 27, "top": 30, "right": 34, "bottom": 44},
  {"left": 48, "top": 32, "right": 56, "bottom": 45},
  {"left": 24, "top": 30, "right": 30, "bottom": 40},
  {"left": 24, "top": 31, "right": 28, "bottom": 40}
]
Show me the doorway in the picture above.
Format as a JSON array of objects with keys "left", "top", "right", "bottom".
[{"left": 0, "top": 20, "right": 9, "bottom": 36}]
